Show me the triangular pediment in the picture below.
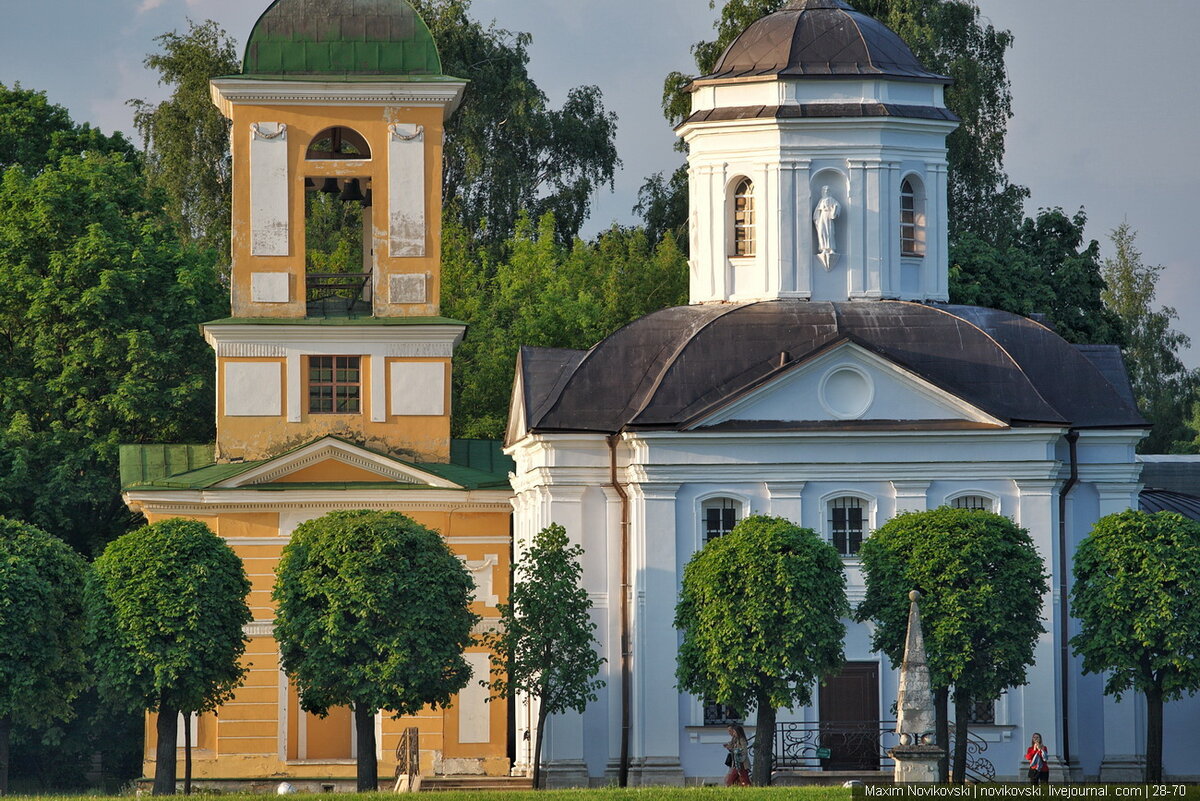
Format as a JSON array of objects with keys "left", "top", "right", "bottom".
[
  {"left": 689, "top": 341, "right": 1005, "bottom": 429},
  {"left": 216, "top": 437, "right": 461, "bottom": 489}
]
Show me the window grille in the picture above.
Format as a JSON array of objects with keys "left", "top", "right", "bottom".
[
  {"left": 732, "top": 178, "right": 755, "bottom": 257},
  {"left": 901, "top": 178, "right": 925, "bottom": 256},
  {"left": 966, "top": 700, "right": 996, "bottom": 725},
  {"left": 702, "top": 498, "right": 740, "bottom": 545},
  {"left": 951, "top": 495, "right": 993, "bottom": 512},
  {"left": 308, "top": 355, "right": 361, "bottom": 414},
  {"left": 829, "top": 496, "right": 866, "bottom": 556}
]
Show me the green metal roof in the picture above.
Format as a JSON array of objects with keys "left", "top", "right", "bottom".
[{"left": 242, "top": 0, "right": 446, "bottom": 79}]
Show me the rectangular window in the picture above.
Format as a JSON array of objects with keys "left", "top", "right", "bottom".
[
  {"left": 966, "top": 700, "right": 996, "bottom": 725},
  {"left": 308, "top": 355, "right": 361, "bottom": 414},
  {"left": 830, "top": 497, "right": 865, "bottom": 557},
  {"left": 704, "top": 503, "right": 738, "bottom": 545}
]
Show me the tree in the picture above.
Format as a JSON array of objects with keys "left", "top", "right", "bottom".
[
  {"left": 0, "top": 518, "right": 89, "bottom": 795},
  {"left": 272, "top": 511, "right": 478, "bottom": 792},
  {"left": 442, "top": 212, "right": 688, "bottom": 438},
  {"left": 675, "top": 515, "right": 847, "bottom": 786},
  {"left": 411, "top": 0, "right": 619, "bottom": 248},
  {"left": 87, "top": 518, "right": 251, "bottom": 796},
  {"left": 481, "top": 523, "right": 604, "bottom": 790},
  {"left": 1, "top": 83, "right": 135, "bottom": 174},
  {"left": 0, "top": 152, "right": 224, "bottom": 555},
  {"left": 1070, "top": 510, "right": 1200, "bottom": 782},
  {"left": 1101, "top": 223, "right": 1198, "bottom": 453},
  {"left": 656, "top": 0, "right": 1027, "bottom": 246},
  {"left": 855, "top": 507, "right": 1048, "bottom": 782},
  {"left": 131, "top": 20, "right": 239, "bottom": 265}
]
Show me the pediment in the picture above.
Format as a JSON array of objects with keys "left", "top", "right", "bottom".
[
  {"left": 216, "top": 437, "right": 460, "bottom": 489},
  {"left": 689, "top": 341, "right": 1004, "bottom": 429}
]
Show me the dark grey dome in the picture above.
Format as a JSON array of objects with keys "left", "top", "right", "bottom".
[
  {"left": 705, "top": 0, "right": 949, "bottom": 83},
  {"left": 514, "top": 300, "right": 1146, "bottom": 438}
]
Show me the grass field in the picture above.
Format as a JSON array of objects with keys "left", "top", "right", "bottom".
[{"left": 2, "top": 790, "right": 850, "bottom": 801}]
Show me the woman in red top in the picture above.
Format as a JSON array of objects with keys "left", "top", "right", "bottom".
[{"left": 1025, "top": 732, "right": 1050, "bottom": 785}]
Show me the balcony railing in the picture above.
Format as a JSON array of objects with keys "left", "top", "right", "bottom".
[{"left": 305, "top": 271, "right": 372, "bottom": 317}]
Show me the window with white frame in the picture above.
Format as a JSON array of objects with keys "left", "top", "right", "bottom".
[
  {"left": 829, "top": 496, "right": 867, "bottom": 557},
  {"left": 731, "top": 178, "right": 755, "bottom": 257},
  {"left": 900, "top": 177, "right": 926, "bottom": 257},
  {"left": 700, "top": 496, "right": 743, "bottom": 725},
  {"left": 950, "top": 494, "right": 994, "bottom": 512}
]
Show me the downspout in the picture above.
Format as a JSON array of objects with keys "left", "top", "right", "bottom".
[
  {"left": 608, "top": 433, "right": 631, "bottom": 787},
  {"left": 1058, "top": 429, "right": 1079, "bottom": 775}
]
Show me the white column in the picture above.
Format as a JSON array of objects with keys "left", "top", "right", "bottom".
[
  {"left": 891, "top": 481, "right": 930, "bottom": 514},
  {"left": 628, "top": 483, "right": 684, "bottom": 785},
  {"left": 848, "top": 160, "right": 867, "bottom": 299},
  {"left": 929, "top": 163, "right": 950, "bottom": 302},
  {"left": 795, "top": 162, "right": 814, "bottom": 299},
  {"left": 863, "top": 161, "right": 885, "bottom": 299}
]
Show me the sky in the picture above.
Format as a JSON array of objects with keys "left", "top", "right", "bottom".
[{"left": 3, "top": 0, "right": 1198, "bottom": 366}]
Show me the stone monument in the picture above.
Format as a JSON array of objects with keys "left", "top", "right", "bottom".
[{"left": 890, "top": 590, "right": 945, "bottom": 782}]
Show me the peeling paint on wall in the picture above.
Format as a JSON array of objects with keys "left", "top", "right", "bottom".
[
  {"left": 250, "top": 122, "right": 290, "bottom": 257},
  {"left": 388, "top": 123, "right": 426, "bottom": 257}
]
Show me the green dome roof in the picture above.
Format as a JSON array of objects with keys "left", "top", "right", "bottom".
[{"left": 243, "top": 0, "right": 444, "bottom": 79}]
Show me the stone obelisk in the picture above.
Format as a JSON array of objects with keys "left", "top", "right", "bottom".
[{"left": 890, "top": 590, "right": 945, "bottom": 782}]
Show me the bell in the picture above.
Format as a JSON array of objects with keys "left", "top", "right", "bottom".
[
  {"left": 303, "top": 177, "right": 315, "bottom": 190},
  {"left": 319, "top": 177, "right": 340, "bottom": 194},
  {"left": 339, "top": 178, "right": 365, "bottom": 203},
  {"left": 361, "top": 189, "right": 373, "bottom": 208}
]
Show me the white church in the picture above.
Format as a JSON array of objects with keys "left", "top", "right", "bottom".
[{"left": 504, "top": 0, "right": 1199, "bottom": 784}]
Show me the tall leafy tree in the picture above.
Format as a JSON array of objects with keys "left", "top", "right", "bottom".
[
  {"left": 0, "top": 518, "right": 90, "bottom": 795},
  {"left": 442, "top": 212, "right": 688, "bottom": 438},
  {"left": 656, "top": 0, "right": 1026, "bottom": 244},
  {"left": 1070, "top": 510, "right": 1200, "bottom": 783},
  {"left": 1101, "top": 223, "right": 1198, "bottom": 453},
  {"left": 411, "top": 0, "right": 619, "bottom": 247},
  {"left": 855, "top": 508, "right": 1048, "bottom": 782},
  {"left": 481, "top": 523, "right": 604, "bottom": 790},
  {"left": 131, "top": 19, "right": 239, "bottom": 265},
  {"left": 1, "top": 83, "right": 135, "bottom": 174},
  {"left": 273, "top": 511, "right": 478, "bottom": 792},
  {"left": 87, "top": 518, "right": 252, "bottom": 796},
  {"left": 0, "top": 152, "right": 223, "bottom": 555},
  {"left": 675, "top": 516, "right": 847, "bottom": 786}
]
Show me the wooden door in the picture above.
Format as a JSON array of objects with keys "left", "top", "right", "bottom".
[{"left": 818, "top": 661, "right": 880, "bottom": 771}]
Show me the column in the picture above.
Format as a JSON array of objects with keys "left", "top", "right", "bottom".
[
  {"left": 767, "top": 481, "right": 806, "bottom": 525},
  {"left": 848, "top": 160, "right": 868, "bottom": 298}
]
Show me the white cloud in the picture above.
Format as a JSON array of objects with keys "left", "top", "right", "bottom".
[{"left": 138, "top": 0, "right": 167, "bottom": 12}]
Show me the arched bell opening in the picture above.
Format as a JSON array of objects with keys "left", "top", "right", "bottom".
[
  {"left": 306, "top": 126, "right": 371, "bottom": 160},
  {"left": 302, "top": 174, "right": 375, "bottom": 314}
]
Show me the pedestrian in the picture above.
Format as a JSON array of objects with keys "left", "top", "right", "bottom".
[
  {"left": 1025, "top": 732, "right": 1050, "bottom": 785},
  {"left": 724, "top": 724, "right": 751, "bottom": 786}
]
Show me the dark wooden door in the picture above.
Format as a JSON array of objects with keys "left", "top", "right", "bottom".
[{"left": 818, "top": 661, "right": 880, "bottom": 771}]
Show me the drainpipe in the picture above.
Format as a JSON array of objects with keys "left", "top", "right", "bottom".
[
  {"left": 1057, "top": 429, "right": 1079, "bottom": 776},
  {"left": 608, "top": 434, "right": 631, "bottom": 787}
]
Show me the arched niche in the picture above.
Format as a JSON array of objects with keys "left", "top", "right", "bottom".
[
  {"left": 810, "top": 169, "right": 848, "bottom": 270},
  {"left": 306, "top": 126, "right": 371, "bottom": 160}
]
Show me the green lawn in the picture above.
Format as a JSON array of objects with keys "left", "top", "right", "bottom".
[{"left": 1, "top": 790, "right": 850, "bottom": 801}]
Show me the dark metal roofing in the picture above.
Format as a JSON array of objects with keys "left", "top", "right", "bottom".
[
  {"left": 514, "top": 300, "right": 1147, "bottom": 439},
  {"left": 1139, "top": 489, "right": 1200, "bottom": 521},
  {"left": 243, "top": 0, "right": 444, "bottom": 78},
  {"left": 1075, "top": 345, "right": 1138, "bottom": 410},
  {"left": 683, "top": 103, "right": 958, "bottom": 126},
  {"left": 703, "top": 0, "right": 949, "bottom": 85}
]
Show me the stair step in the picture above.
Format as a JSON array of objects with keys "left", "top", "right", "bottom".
[{"left": 418, "top": 776, "right": 533, "bottom": 792}]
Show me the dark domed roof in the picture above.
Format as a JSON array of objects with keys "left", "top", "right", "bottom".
[
  {"left": 705, "top": 0, "right": 948, "bottom": 84},
  {"left": 243, "top": 0, "right": 444, "bottom": 79},
  {"left": 514, "top": 301, "right": 1146, "bottom": 437}
]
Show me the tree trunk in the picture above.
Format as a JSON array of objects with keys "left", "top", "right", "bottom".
[
  {"left": 354, "top": 703, "right": 378, "bottom": 792},
  {"left": 752, "top": 694, "right": 776, "bottom": 787},
  {"left": 0, "top": 715, "right": 11, "bottom": 796},
  {"left": 154, "top": 703, "right": 179, "bottom": 796},
  {"left": 183, "top": 713, "right": 192, "bottom": 795},
  {"left": 1145, "top": 685, "right": 1163, "bottom": 783},
  {"left": 533, "top": 707, "right": 549, "bottom": 790},
  {"left": 934, "top": 686, "right": 949, "bottom": 783},
  {"left": 952, "top": 692, "right": 970, "bottom": 784}
]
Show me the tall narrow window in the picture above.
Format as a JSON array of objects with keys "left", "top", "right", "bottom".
[
  {"left": 900, "top": 178, "right": 925, "bottom": 256},
  {"left": 308, "top": 356, "right": 361, "bottom": 414},
  {"left": 732, "top": 178, "right": 755, "bottom": 257},
  {"left": 829, "top": 496, "right": 867, "bottom": 557},
  {"left": 702, "top": 497, "right": 740, "bottom": 545}
]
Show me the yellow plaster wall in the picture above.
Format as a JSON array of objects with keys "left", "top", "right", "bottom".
[
  {"left": 215, "top": 355, "right": 452, "bottom": 463},
  {"left": 224, "top": 103, "right": 446, "bottom": 319}
]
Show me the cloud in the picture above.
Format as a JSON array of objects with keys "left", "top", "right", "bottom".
[{"left": 138, "top": 0, "right": 167, "bottom": 11}]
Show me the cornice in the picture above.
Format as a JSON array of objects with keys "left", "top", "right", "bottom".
[
  {"left": 210, "top": 79, "right": 467, "bottom": 119},
  {"left": 123, "top": 488, "right": 514, "bottom": 514},
  {"left": 203, "top": 324, "right": 465, "bottom": 353}
]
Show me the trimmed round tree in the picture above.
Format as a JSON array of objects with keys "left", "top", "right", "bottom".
[
  {"left": 1070, "top": 510, "right": 1200, "bottom": 782},
  {"left": 675, "top": 515, "right": 847, "bottom": 786},
  {"left": 272, "top": 511, "right": 478, "bottom": 792},
  {"left": 0, "top": 518, "right": 89, "bottom": 795},
  {"left": 481, "top": 523, "right": 604, "bottom": 790},
  {"left": 87, "top": 518, "right": 251, "bottom": 796},
  {"left": 855, "top": 507, "right": 1048, "bottom": 782}
]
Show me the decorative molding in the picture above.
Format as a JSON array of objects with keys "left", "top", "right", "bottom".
[
  {"left": 211, "top": 79, "right": 466, "bottom": 116},
  {"left": 204, "top": 324, "right": 464, "bottom": 353},
  {"left": 384, "top": 342, "right": 455, "bottom": 358},
  {"left": 458, "top": 554, "right": 499, "bottom": 607},
  {"left": 242, "top": 447, "right": 423, "bottom": 486},
  {"left": 251, "top": 122, "right": 287, "bottom": 140},
  {"left": 389, "top": 123, "right": 425, "bottom": 142},
  {"left": 217, "top": 342, "right": 287, "bottom": 358},
  {"left": 243, "top": 621, "right": 275, "bottom": 637}
]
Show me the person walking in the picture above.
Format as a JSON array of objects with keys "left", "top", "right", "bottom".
[
  {"left": 1025, "top": 732, "right": 1050, "bottom": 785},
  {"left": 724, "top": 724, "right": 751, "bottom": 786}
]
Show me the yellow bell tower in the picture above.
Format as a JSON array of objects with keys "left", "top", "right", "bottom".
[{"left": 206, "top": 0, "right": 466, "bottom": 463}]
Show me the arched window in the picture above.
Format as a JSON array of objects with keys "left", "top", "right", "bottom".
[
  {"left": 951, "top": 495, "right": 994, "bottom": 512},
  {"left": 306, "top": 126, "right": 371, "bottom": 160},
  {"left": 731, "top": 178, "right": 755, "bottom": 257},
  {"left": 828, "top": 496, "right": 868, "bottom": 557},
  {"left": 900, "top": 177, "right": 926, "bottom": 256},
  {"left": 701, "top": 497, "right": 742, "bottom": 545}
]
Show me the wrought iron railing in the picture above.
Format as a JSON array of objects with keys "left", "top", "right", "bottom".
[
  {"left": 772, "top": 721, "right": 994, "bottom": 782},
  {"left": 306, "top": 271, "right": 372, "bottom": 303}
]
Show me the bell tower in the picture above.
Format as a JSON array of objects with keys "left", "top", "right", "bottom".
[
  {"left": 678, "top": 0, "right": 959, "bottom": 305},
  {"left": 205, "top": 0, "right": 466, "bottom": 462}
]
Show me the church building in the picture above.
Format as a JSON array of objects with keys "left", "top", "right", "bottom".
[
  {"left": 119, "top": 0, "right": 514, "bottom": 788},
  {"left": 505, "top": 0, "right": 1198, "bottom": 785}
]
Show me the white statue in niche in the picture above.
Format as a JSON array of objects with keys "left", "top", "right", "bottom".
[{"left": 813, "top": 185, "right": 841, "bottom": 271}]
